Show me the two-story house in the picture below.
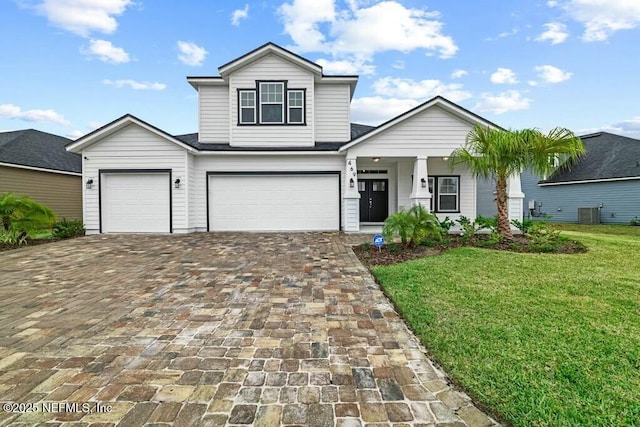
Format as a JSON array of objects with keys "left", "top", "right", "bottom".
[{"left": 67, "top": 42, "right": 524, "bottom": 234}]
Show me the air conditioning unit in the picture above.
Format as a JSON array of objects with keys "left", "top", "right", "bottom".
[{"left": 578, "top": 207, "right": 600, "bottom": 224}]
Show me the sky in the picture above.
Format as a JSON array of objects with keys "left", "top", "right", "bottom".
[{"left": 1, "top": 0, "right": 639, "bottom": 140}]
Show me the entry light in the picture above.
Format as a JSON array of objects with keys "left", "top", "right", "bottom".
[
  {"left": 420, "top": 178, "right": 427, "bottom": 188},
  {"left": 349, "top": 178, "right": 355, "bottom": 188},
  {"left": 443, "top": 156, "right": 449, "bottom": 161},
  {"left": 174, "top": 178, "right": 181, "bottom": 189},
  {"left": 85, "top": 178, "right": 94, "bottom": 189},
  {"left": 372, "top": 157, "right": 381, "bottom": 163}
]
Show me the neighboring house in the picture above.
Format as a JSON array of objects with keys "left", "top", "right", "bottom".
[
  {"left": 521, "top": 132, "right": 640, "bottom": 224},
  {"left": 66, "top": 42, "right": 524, "bottom": 234},
  {"left": 0, "top": 129, "right": 82, "bottom": 220}
]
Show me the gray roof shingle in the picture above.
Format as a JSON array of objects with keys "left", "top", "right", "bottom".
[
  {"left": 543, "top": 132, "right": 640, "bottom": 183},
  {"left": 0, "top": 129, "right": 81, "bottom": 173}
]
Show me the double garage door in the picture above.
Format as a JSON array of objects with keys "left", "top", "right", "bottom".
[
  {"left": 208, "top": 174, "right": 340, "bottom": 231},
  {"left": 100, "top": 172, "right": 340, "bottom": 232}
]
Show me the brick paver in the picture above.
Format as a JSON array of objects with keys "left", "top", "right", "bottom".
[{"left": 0, "top": 233, "right": 499, "bottom": 426}]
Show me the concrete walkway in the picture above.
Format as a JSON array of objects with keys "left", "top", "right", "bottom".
[{"left": 0, "top": 233, "right": 498, "bottom": 426}]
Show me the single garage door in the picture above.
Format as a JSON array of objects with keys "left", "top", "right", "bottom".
[
  {"left": 209, "top": 174, "right": 339, "bottom": 231},
  {"left": 101, "top": 172, "right": 170, "bottom": 233}
]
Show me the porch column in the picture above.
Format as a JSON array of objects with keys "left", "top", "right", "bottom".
[
  {"left": 343, "top": 157, "right": 360, "bottom": 232},
  {"left": 507, "top": 173, "right": 525, "bottom": 226},
  {"left": 409, "top": 156, "right": 432, "bottom": 210}
]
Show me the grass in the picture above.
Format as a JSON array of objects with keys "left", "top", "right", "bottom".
[{"left": 372, "top": 224, "right": 640, "bottom": 426}]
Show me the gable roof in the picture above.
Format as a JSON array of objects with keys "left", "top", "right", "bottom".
[
  {"left": 540, "top": 132, "right": 640, "bottom": 185},
  {"left": 339, "top": 95, "right": 503, "bottom": 152},
  {"left": 66, "top": 114, "right": 198, "bottom": 154},
  {"left": 218, "top": 42, "right": 323, "bottom": 77},
  {"left": 0, "top": 129, "right": 81, "bottom": 174}
]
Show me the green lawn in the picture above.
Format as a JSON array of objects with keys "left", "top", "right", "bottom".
[{"left": 373, "top": 225, "right": 640, "bottom": 426}]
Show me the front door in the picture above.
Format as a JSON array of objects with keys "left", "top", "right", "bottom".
[{"left": 359, "top": 179, "right": 389, "bottom": 222}]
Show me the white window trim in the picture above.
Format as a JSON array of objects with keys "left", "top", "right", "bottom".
[
  {"left": 259, "top": 82, "right": 285, "bottom": 124},
  {"left": 239, "top": 90, "right": 256, "bottom": 124},
  {"left": 287, "top": 89, "right": 304, "bottom": 124},
  {"left": 437, "top": 176, "right": 459, "bottom": 212}
]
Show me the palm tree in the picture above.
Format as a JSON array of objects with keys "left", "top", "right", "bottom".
[
  {"left": 0, "top": 193, "right": 56, "bottom": 232},
  {"left": 450, "top": 125, "right": 584, "bottom": 240}
]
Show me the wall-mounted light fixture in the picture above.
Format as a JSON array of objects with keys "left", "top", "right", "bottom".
[
  {"left": 443, "top": 156, "right": 449, "bottom": 161},
  {"left": 85, "top": 178, "right": 94, "bottom": 189},
  {"left": 372, "top": 157, "right": 381, "bottom": 163},
  {"left": 349, "top": 178, "right": 355, "bottom": 188},
  {"left": 420, "top": 178, "right": 427, "bottom": 188},
  {"left": 174, "top": 178, "right": 181, "bottom": 189}
]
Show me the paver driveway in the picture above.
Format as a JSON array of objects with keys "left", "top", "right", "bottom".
[{"left": 0, "top": 233, "right": 497, "bottom": 426}]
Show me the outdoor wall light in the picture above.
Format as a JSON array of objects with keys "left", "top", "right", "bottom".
[
  {"left": 174, "top": 178, "right": 181, "bottom": 189},
  {"left": 85, "top": 178, "right": 94, "bottom": 189},
  {"left": 443, "top": 156, "right": 449, "bottom": 161},
  {"left": 420, "top": 178, "right": 427, "bottom": 188},
  {"left": 372, "top": 157, "right": 381, "bottom": 163},
  {"left": 349, "top": 178, "right": 355, "bottom": 188}
]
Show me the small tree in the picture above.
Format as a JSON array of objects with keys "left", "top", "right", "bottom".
[
  {"left": 450, "top": 126, "right": 583, "bottom": 240},
  {"left": 0, "top": 193, "right": 56, "bottom": 232},
  {"left": 383, "top": 204, "right": 442, "bottom": 246}
]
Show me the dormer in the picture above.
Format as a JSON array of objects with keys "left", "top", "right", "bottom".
[{"left": 188, "top": 43, "right": 358, "bottom": 148}]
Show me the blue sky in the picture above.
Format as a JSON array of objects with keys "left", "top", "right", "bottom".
[{"left": 1, "top": 0, "right": 639, "bottom": 140}]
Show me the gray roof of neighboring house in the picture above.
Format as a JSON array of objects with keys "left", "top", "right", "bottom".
[
  {"left": 174, "top": 123, "right": 377, "bottom": 152},
  {"left": 0, "top": 129, "right": 81, "bottom": 173},
  {"left": 543, "top": 132, "right": 640, "bottom": 183}
]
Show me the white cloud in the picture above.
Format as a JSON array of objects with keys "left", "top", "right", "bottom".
[
  {"left": 231, "top": 4, "right": 249, "bottom": 26},
  {"left": 528, "top": 80, "right": 539, "bottom": 86},
  {"left": 535, "top": 22, "right": 569, "bottom": 44},
  {"left": 392, "top": 60, "right": 405, "bottom": 70},
  {"left": 67, "top": 129, "right": 85, "bottom": 139},
  {"left": 279, "top": 0, "right": 458, "bottom": 75},
  {"left": 486, "top": 26, "right": 520, "bottom": 41},
  {"left": 0, "top": 103, "right": 69, "bottom": 126},
  {"left": 552, "top": 0, "right": 640, "bottom": 41},
  {"left": 83, "top": 39, "right": 130, "bottom": 63},
  {"left": 534, "top": 65, "right": 572, "bottom": 83},
  {"left": 34, "top": 0, "right": 133, "bottom": 37},
  {"left": 177, "top": 41, "right": 207, "bottom": 66},
  {"left": 473, "top": 90, "right": 531, "bottom": 114},
  {"left": 350, "top": 96, "right": 420, "bottom": 125},
  {"left": 578, "top": 117, "right": 640, "bottom": 138},
  {"left": 102, "top": 79, "right": 166, "bottom": 90},
  {"left": 490, "top": 67, "right": 518, "bottom": 84},
  {"left": 372, "top": 77, "right": 472, "bottom": 102},
  {"left": 450, "top": 69, "right": 468, "bottom": 79},
  {"left": 316, "top": 57, "right": 375, "bottom": 75}
]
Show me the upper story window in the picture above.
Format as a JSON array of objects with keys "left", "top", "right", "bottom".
[
  {"left": 238, "top": 81, "right": 306, "bottom": 126},
  {"left": 239, "top": 90, "right": 256, "bottom": 124},
  {"left": 288, "top": 90, "right": 304, "bottom": 124},
  {"left": 260, "top": 82, "right": 284, "bottom": 123}
]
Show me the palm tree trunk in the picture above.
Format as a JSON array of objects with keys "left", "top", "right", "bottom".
[{"left": 495, "top": 175, "right": 513, "bottom": 240}]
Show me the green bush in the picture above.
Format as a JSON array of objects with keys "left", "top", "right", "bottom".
[
  {"left": 0, "top": 192, "right": 55, "bottom": 232},
  {"left": 383, "top": 204, "right": 442, "bottom": 246},
  {"left": 437, "top": 216, "right": 455, "bottom": 234},
  {"left": 510, "top": 218, "right": 533, "bottom": 234},
  {"left": 630, "top": 216, "right": 640, "bottom": 226},
  {"left": 456, "top": 216, "right": 481, "bottom": 243},
  {"left": 475, "top": 215, "right": 498, "bottom": 232},
  {"left": 0, "top": 228, "right": 28, "bottom": 245},
  {"left": 52, "top": 219, "right": 85, "bottom": 239}
]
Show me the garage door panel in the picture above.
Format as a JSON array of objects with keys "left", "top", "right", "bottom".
[
  {"left": 209, "top": 174, "right": 339, "bottom": 231},
  {"left": 102, "top": 173, "right": 170, "bottom": 233}
]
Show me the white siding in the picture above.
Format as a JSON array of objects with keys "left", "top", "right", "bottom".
[
  {"left": 192, "top": 155, "right": 344, "bottom": 230},
  {"left": 229, "top": 55, "right": 314, "bottom": 147},
  {"left": 82, "top": 124, "right": 188, "bottom": 234},
  {"left": 186, "top": 153, "right": 196, "bottom": 232},
  {"left": 347, "top": 106, "right": 474, "bottom": 158},
  {"left": 199, "top": 86, "right": 229, "bottom": 143},
  {"left": 315, "top": 84, "right": 351, "bottom": 142}
]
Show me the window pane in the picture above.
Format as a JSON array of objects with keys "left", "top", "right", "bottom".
[
  {"left": 428, "top": 177, "right": 434, "bottom": 193},
  {"left": 261, "top": 83, "right": 283, "bottom": 102},
  {"left": 372, "top": 181, "right": 386, "bottom": 191},
  {"left": 289, "top": 108, "right": 303, "bottom": 123},
  {"left": 289, "top": 91, "right": 303, "bottom": 106},
  {"left": 262, "top": 104, "right": 283, "bottom": 123},
  {"left": 439, "top": 195, "right": 457, "bottom": 211},
  {"left": 358, "top": 181, "right": 366, "bottom": 192},
  {"left": 241, "top": 107, "right": 255, "bottom": 123},
  {"left": 439, "top": 177, "right": 457, "bottom": 193},
  {"left": 240, "top": 91, "right": 255, "bottom": 106}
]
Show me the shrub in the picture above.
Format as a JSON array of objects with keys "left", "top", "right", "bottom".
[
  {"left": 456, "top": 216, "right": 481, "bottom": 243},
  {"left": 438, "top": 216, "right": 455, "bottom": 234},
  {"left": 630, "top": 216, "right": 640, "bottom": 226},
  {"left": 52, "top": 219, "right": 85, "bottom": 239},
  {"left": 511, "top": 218, "right": 534, "bottom": 234},
  {"left": 0, "top": 193, "right": 55, "bottom": 232},
  {"left": 475, "top": 215, "right": 498, "bottom": 232},
  {"left": 383, "top": 204, "right": 442, "bottom": 247},
  {"left": 0, "top": 228, "right": 28, "bottom": 246}
]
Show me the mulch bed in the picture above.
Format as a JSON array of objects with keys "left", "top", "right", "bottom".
[
  {"left": 353, "top": 234, "right": 587, "bottom": 267},
  {"left": 0, "top": 238, "right": 61, "bottom": 253}
]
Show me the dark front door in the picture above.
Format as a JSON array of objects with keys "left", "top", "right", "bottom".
[{"left": 359, "top": 179, "right": 389, "bottom": 222}]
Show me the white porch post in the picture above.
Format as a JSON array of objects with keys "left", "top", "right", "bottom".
[
  {"left": 343, "top": 157, "right": 360, "bottom": 232},
  {"left": 507, "top": 173, "right": 525, "bottom": 226},
  {"left": 409, "top": 156, "right": 431, "bottom": 210}
]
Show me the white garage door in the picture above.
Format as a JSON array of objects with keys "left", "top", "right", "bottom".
[
  {"left": 102, "top": 172, "right": 170, "bottom": 233},
  {"left": 209, "top": 174, "right": 339, "bottom": 231}
]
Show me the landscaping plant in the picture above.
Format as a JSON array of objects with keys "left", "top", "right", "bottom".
[
  {"left": 0, "top": 192, "right": 55, "bottom": 233},
  {"left": 456, "top": 216, "right": 481, "bottom": 243},
  {"left": 382, "top": 204, "right": 442, "bottom": 246},
  {"left": 450, "top": 125, "right": 584, "bottom": 240},
  {"left": 52, "top": 218, "right": 86, "bottom": 239}
]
